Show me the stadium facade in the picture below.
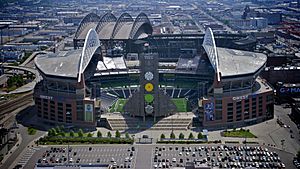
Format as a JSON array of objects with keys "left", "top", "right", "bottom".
[{"left": 34, "top": 12, "right": 274, "bottom": 129}]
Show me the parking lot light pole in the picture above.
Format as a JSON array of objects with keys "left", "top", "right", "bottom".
[{"left": 66, "top": 111, "right": 70, "bottom": 165}]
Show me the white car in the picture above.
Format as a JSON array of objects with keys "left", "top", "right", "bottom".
[{"left": 172, "top": 158, "right": 176, "bottom": 162}]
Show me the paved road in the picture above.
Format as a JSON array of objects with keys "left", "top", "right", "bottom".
[
  {"left": 0, "top": 105, "right": 45, "bottom": 169},
  {"left": 0, "top": 125, "right": 44, "bottom": 169},
  {"left": 135, "top": 145, "right": 152, "bottom": 169}
]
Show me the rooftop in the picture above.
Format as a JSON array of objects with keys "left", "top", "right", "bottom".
[{"left": 217, "top": 47, "right": 267, "bottom": 77}]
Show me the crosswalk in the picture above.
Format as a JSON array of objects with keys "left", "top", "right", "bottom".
[{"left": 17, "top": 147, "right": 40, "bottom": 167}]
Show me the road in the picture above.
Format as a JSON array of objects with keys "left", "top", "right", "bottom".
[
  {"left": 0, "top": 105, "right": 46, "bottom": 169},
  {"left": 135, "top": 145, "right": 152, "bottom": 169},
  {"left": 273, "top": 105, "right": 300, "bottom": 153},
  {"left": 0, "top": 125, "right": 44, "bottom": 169}
]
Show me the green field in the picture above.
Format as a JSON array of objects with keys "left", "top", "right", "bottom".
[
  {"left": 109, "top": 98, "right": 187, "bottom": 112},
  {"left": 109, "top": 99, "right": 127, "bottom": 112},
  {"left": 223, "top": 129, "right": 257, "bottom": 138},
  {"left": 171, "top": 98, "right": 188, "bottom": 112}
]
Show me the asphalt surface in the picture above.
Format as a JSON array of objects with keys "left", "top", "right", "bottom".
[
  {"left": 151, "top": 144, "right": 295, "bottom": 169},
  {"left": 0, "top": 125, "right": 44, "bottom": 169},
  {"left": 18, "top": 143, "right": 297, "bottom": 169},
  {"left": 0, "top": 105, "right": 45, "bottom": 169},
  {"left": 25, "top": 145, "right": 137, "bottom": 169}
]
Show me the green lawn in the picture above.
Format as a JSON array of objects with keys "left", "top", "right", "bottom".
[
  {"left": 171, "top": 98, "right": 187, "bottom": 112},
  {"left": 64, "top": 132, "right": 89, "bottom": 137},
  {"left": 223, "top": 129, "right": 257, "bottom": 138},
  {"left": 109, "top": 99, "right": 127, "bottom": 112}
]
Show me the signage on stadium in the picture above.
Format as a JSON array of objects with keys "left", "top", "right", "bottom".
[
  {"left": 232, "top": 95, "right": 248, "bottom": 101},
  {"left": 40, "top": 95, "right": 53, "bottom": 100},
  {"left": 144, "top": 55, "right": 153, "bottom": 60},
  {"left": 279, "top": 87, "right": 300, "bottom": 93}
]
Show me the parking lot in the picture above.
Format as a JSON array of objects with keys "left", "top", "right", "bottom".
[
  {"left": 34, "top": 145, "right": 137, "bottom": 168},
  {"left": 151, "top": 145, "right": 292, "bottom": 169}
]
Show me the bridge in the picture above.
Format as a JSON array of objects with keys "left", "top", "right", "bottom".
[{"left": 0, "top": 65, "right": 40, "bottom": 94}]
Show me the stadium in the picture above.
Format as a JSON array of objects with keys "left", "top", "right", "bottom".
[{"left": 33, "top": 12, "right": 274, "bottom": 130}]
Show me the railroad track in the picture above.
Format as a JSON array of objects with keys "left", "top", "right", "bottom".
[{"left": 0, "top": 92, "right": 33, "bottom": 122}]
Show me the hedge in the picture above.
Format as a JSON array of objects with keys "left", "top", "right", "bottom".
[{"left": 37, "top": 136, "right": 133, "bottom": 145}]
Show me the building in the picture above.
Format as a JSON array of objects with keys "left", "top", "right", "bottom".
[{"left": 34, "top": 13, "right": 273, "bottom": 129}]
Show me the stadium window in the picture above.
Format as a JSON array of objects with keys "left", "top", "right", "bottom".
[
  {"left": 267, "top": 95, "right": 273, "bottom": 102},
  {"left": 227, "top": 103, "right": 233, "bottom": 122},
  {"left": 236, "top": 101, "right": 242, "bottom": 121},
  {"left": 76, "top": 101, "right": 84, "bottom": 121},
  {"left": 252, "top": 97, "right": 257, "bottom": 118}
]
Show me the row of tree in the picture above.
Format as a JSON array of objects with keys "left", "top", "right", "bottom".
[
  {"left": 160, "top": 132, "right": 204, "bottom": 140},
  {"left": 48, "top": 126, "right": 130, "bottom": 139}
]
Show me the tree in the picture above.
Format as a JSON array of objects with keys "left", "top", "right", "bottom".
[
  {"left": 87, "top": 133, "right": 93, "bottom": 137},
  {"left": 55, "top": 126, "right": 61, "bottom": 134},
  {"left": 48, "top": 129, "right": 54, "bottom": 137},
  {"left": 97, "top": 131, "right": 102, "bottom": 138},
  {"left": 60, "top": 132, "right": 65, "bottom": 137},
  {"left": 78, "top": 129, "right": 83, "bottom": 137},
  {"left": 115, "top": 130, "right": 121, "bottom": 138},
  {"left": 170, "top": 132, "right": 176, "bottom": 139},
  {"left": 107, "top": 131, "right": 112, "bottom": 138},
  {"left": 188, "top": 133, "right": 194, "bottom": 139},
  {"left": 125, "top": 132, "right": 130, "bottom": 139},
  {"left": 70, "top": 130, "right": 74, "bottom": 137},
  {"left": 197, "top": 132, "right": 204, "bottom": 139},
  {"left": 179, "top": 133, "right": 184, "bottom": 139},
  {"left": 160, "top": 134, "right": 165, "bottom": 140}
]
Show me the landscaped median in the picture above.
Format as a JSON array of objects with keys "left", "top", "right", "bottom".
[
  {"left": 221, "top": 128, "right": 257, "bottom": 138},
  {"left": 37, "top": 126, "right": 133, "bottom": 145},
  {"left": 37, "top": 136, "right": 133, "bottom": 145},
  {"left": 155, "top": 132, "right": 221, "bottom": 144}
]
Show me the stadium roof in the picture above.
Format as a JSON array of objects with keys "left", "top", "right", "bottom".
[
  {"left": 35, "top": 50, "right": 81, "bottom": 78},
  {"left": 217, "top": 47, "right": 266, "bottom": 77},
  {"left": 74, "top": 12, "right": 153, "bottom": 40}
]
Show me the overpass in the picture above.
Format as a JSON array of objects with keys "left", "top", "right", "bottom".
[{"left": 0, "top": 65, "right": 40, "bottom": 94}]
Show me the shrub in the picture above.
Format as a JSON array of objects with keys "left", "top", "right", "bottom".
[
  {"left": 55, "top": 126, "right": 61, "bottom": 134},
  {"left": 179, "top": 133, "right": 184, "bottom": 139},
  {"left": 170, "top": 132, "right": 176, "bottom": 139},
  {"left": 197, "top": 132, "right": 204, "bottom": 139},
  {"left": 28, "top": 127, "right": 37, "bottom": 135},
  {"left": 115, "top": 130, "right": 121, "bottom": 138},
  {"left": 125, "top": 132, "right": 130, "bottom": 139},
  {"left": 188, "top": 133, "right": 194, "bottom": 139},
  {"left": 97, "top": 131, "right": 102, "bottom": 138},
  {"left": 70, "top": 130, "right": 74, "bottom": 137},
  {"left": 48, "top": 129, "right": 55, "bottom": 137},
  {"left": 160, "top": 134, "right": 165, "bottom": 140},
  {"left": 107, "top": 131, "right": 112, "bottom": 138},
  {"left": 78, "top": 129, "right": 83, "bottom": 137},
  {"left": 87, "top": 133, "right": 93, "bottom": 137}
]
